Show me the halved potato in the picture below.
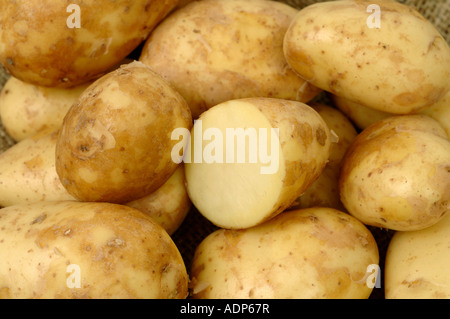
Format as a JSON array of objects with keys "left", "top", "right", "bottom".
[{"left": 184, "top": 97, "right": 331, "bottom": 229}]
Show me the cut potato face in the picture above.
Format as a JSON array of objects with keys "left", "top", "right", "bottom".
[
  {"left": 55, "top": 61, "right": 192, "bottom": 203},
  {"left": 190, "top": 207, "right": 379, "bottom": 299},
  {"left": 0, "top": 201, "right": 188, "bottom": 299},
  {"left": 139, "top": 0, "right": 321, "bottom": 118},
  {"left": 184, "top": 97, "right": 331, "bottom": 229}
]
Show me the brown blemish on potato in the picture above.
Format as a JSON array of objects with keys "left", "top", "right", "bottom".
[
  {"left": 283, "top": 45, "right": 315, "bottom": 81},
  {"left": 24, "top": 155, "right": 44, "bottom": 171},
  {"left": 0, "top": 1, "right": 177, "bottom": 87},
  {"left": 316, "top": 127, "right": 327, "bottom": 146},
  {"left": 30, "top": 213, "right": 47, "bottom": 225}
]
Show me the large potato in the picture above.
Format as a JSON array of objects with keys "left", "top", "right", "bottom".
[
  {"left": 55, "top": 61, "right": 192, "bottom": 203},
  {"left": 0, "top": 76, "right": 90, "bottom": 141},
  {"left": 340, "top": 115, "right": 450, "bottom": 231},
  {"left": 289, "top": 103, "right": 357, "bottom": 211},
  {"left": 0, "top": 0, "right": 179, "bottom": 88},
  {"left": 139, "top": 0, "right": 321, "bottom": 118},
  {"left": 283, "top": 0, "right": 450, "bottom": 114},
  {"left": 0, "top": 200, "right": 188, "bottom": 298},
  {"left": 183, "top": 97, "right": 331, "bottom": 229},
  {"left": 0, "top": 129, "right": 75, "bottom": 207},
  {"left": 384, "top": 212, "right": 450, "bottom": 299},
  {"left": 126, "top": 165, "right": 191, "bottom": 236},
  {"left": 190, "top": 207, "right": 379, "bottom": 299},
  {"left": 0, "top": 127, "right": 189, "bottom": 235}
]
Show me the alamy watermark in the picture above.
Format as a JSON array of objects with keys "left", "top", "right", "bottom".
[
  {"left": 171, "top": 120, "right": 280, "bottom": 175},
  {"left": 367, "top": 4, "right": 381, "bottom": 29},
  {"left": 354, "top": 264, "right": 382, "bottom": 289},
  {"left": 66, "top": 264, "right": 81, "bottom": 288}
]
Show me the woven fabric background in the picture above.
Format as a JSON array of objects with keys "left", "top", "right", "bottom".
[{"left": 0, "top": 0, "right": 448, "bottom": 299}]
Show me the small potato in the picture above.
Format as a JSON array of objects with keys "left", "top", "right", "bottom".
[
  {"left": 184, "top": 97, "right": 331, "bottom": 229},
  {"left": 0, "top": 200, "right": 188, "bottom": 299},
  {"left": 420, "top": 90, "right": 450, "bottom": 138},
  {"left": 332, "top": 90, "right": 450, "bottom": 134},
  {"left": 331, "top": 94, "right": 392, "bottom": 131},
  {"left": 139, "top": 0, "right": 321, "bottom": 118},
  {"left": 0, "top": 1, "right": 179, "bottom": 88},
  {"left": 283, "top": 0, "right": 450, "bottom": 114},
  {"left": 385, "top": 212, "right": 450, "bottom": 299},
  {"left": 340, "top": 115, "right": 450, "bottom": 231},
  {"left": 289, "top": 103, "right": 357, "bottom": 211},
  {"left": 55, "top": 61, "right": 192, "bottom": 203},
  {"left": 0, "top": 76, "right": 90, "bottom": 141},
  {"left": 190, "top": 207, "right": 379, "bottom": 299},
  {"left": 0, "top": 129, "right": 75, "bottom": 207},
  {"left": 126, "top": 165, "right": 191, "bottom": 236}
]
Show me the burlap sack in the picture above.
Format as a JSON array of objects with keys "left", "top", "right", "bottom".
[{"left": 0, "top": 0, "right": 448, "bottom": 299}]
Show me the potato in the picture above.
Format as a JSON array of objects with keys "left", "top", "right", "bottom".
[
  {"left": 0, "top": 129, "right": 75, "bottom": 207},
  {"left": 384, "top": 212, "right": 450, "bottom": 299},
  {"left": 283, "top": 0, "right": 450, "bottom": 114},
  {"left": 331, "top": 94, "right": 392, "bottom": 131},
  {"left": 183, "top": 97, "right": 331, "bottom": 229},
  {"left": 139, "top": 0, "right": 321, "bottom": 118},
  {"left": 289, "top": 103, "right": 357, "bottom": 211},
  {"left": 190, "top": 207, "right": 379, "bottom": 299},
  {"left": 339, "top": 115, "right": 450, "bottom": 231},
  {"left": 126, "top": 165, "right": 191, "bottom": 236},
  {"left": 332, "top": 90, "right": 450, "bottom": 134},
  {"left": 0, "top": 76, "right": 90, "bottom": 142},
  {"left": 55, "top": 61, "right": 192, "bottom": 203},
  {"left": 0, "top": 200, "right": 188, "bottom": 298},
  {"left": 0, "top": 0, "right": 179, "bottom": 88},
  {"left": 420, "top": 90, "right": 450, "bottom": 138}
]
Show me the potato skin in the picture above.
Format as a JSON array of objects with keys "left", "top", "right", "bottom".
[
  {"left": 0, "top": 76, "right": 90, "bottom": 141},
  {"left": 126, "top": 165, "right": 191, "bottom": 236},
  {"left": 0, "top": 0, "right": 178, "bottom": 88},
  {"left": 331, "top": 94, "right": 392, "bottom": 131},
  {"left": 289, "top": 103, "right": 357, "bottom": 211},
  {"left": 332, "top": 91, "right": 450, "bottom": 134},
  {"left": 55, "top": 61, "right": 192, "bottom": 203},
  {"left": 339, "top": 115, "right": 450, "bottom": 231},
  {"left": 420, "top": 90, "right": 450, "bottom": 139},
  {"left": 0, "top": 129, "right": 75, "bottom": 207},
  {"left": 0, "top": 201, "right": 188, "bottom": 299},
  {"left": 283, "top": 0, "right": 450, "bottom": 114},
  {"left": 140, "top": 0, "right": 321, "bottom": 118},
  {"left": 385, "top": 212, "right": 450, "bottom": 299},
  {"left": 190, "top": 207, "right": 379, "bottom": 299}
]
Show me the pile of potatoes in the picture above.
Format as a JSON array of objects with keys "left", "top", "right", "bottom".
[{"left": 0, "top": 0, "right": 448, "bottom": 299}]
